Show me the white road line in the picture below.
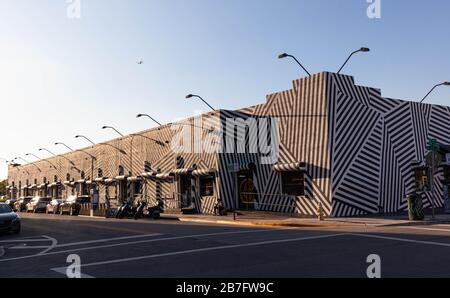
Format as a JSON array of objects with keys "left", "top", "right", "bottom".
[
  {"left": 10, "top": 233, "right": 163, "bottom": 250},
  {"left": 0, "top": 238, "right": 51, "bottom": 243},
  {"left": 350, "top": 233, "right": 450, "bottom": 247},
  {"left": 398, "top": 226, "right": 450, "bottom": 233},
  {"left": 50, "top": 233, "right": 346, "bottom": 272},
  {"left": 38, "top": 236, "right": 58, "bottom": 255},
  {"left": 51, "top": 267, "right": 96, "bottom": 279},
  {"left": 0, "top": 228, "right": 293, "bottom": 262}
]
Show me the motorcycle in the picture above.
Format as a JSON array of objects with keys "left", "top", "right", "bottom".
[
  {"left": 147, "top": 200, "right": 164, "bottom": 219},
  {"left": 116, "top": 201, "right": 133, "bottom": 219},
  {"left": 133, "top": 201, "right": 147, "bottom": 220}
]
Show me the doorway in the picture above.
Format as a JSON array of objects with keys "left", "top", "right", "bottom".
[
  {"left": 179, "top": 175, "right": 192, "bottom": 208},
  {"left": 237, "top": 170, "right": 257, "bottom": 210}
]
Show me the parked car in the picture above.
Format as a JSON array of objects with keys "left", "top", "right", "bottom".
[
  {"left": 0, "top": 203, "right": 21, "bottom": 234},
  {"left": 46, "top": 199, "right": 62, "bottom": 214},
  {"left": 14, "top": 197, "right": 33, "bottom": 212},
  {"left": 26, "top": 197, "right": 51, "bottom": 213},
  {"left": 59, "top": 195, "right": 89, "bottom": 216}
]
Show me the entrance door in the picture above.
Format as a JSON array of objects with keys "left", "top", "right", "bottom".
[
  {"left": 238, "top": 170, "right": 257, "bottom": 210},
  {"left": 179, "top": 175, "right": 192, "bottom": 208}
]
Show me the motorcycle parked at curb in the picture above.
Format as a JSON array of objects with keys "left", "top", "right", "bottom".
[{"left": 133, "top": 201, "right": 147, "bottom": 220}]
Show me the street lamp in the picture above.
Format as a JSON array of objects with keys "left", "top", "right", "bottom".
[
  {"left": 102, "top": 126, "right": 124, "bottom": 137},
  {"left": 278, "top": 53, "right": 312, "bottom": 77},
  {"left": 27, "top": 152, "right": 57, "bottom": 169},
  {"left": 136, "top": 114, "right": 162, "bottom": 126},
  {"left": 420, "top": 82, "right": 450, "bottom": 103},
  {"left": 14, "top": 157, "right": 41, "bottom": 172},
  {"left": 337, "top": 47, "right": 370, "bottom": 74},
  {"left": 54, "top": 143, "right": 77, "bottom": 166},
  {"left": 55, "top": 142, "right": 74, "bottom": 151},
  {"left": 75, "top": 135, "right": 96, "bottom": 145},
  {"left": 185, "top": 94, "right": 216, "bottom": 111}
]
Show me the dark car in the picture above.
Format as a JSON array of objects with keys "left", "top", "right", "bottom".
[
  {"left": 59, "top": 196, "right": 90, "bottom": 216},
  {"left": 0, "top": 203, "right": 21, "bottom": 234},
  {"left": 14, "top": 197, "right": 33, "bottom": 212}
]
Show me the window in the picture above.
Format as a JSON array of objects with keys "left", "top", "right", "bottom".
[
  {"left": 134, "top": 181, "right": 142, "bottom": 194},
  {"left": 200, "top": 176, "right": 215, "bottom": 197},
  {"left": 281, "top": 171, "right": 305, "bottom": 196},
  {"left": 415, "top": 167, "right": 430, "bottom": 191}
]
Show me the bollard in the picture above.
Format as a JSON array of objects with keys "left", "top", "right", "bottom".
[
  {"left": 317, "top": 203, "right": 324, "bottom": 221},
  {"left": 233, "top": 212, "right": 237, "bottom": 221}
]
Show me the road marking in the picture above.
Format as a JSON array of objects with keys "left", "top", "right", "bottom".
[
  {"left": 51, "top": 267, "right": 96, "bottom": 279},
  {"left": 350, "top": 233, "right": 450, "bottom": 248},
  {"left": 50, "top": 233, "right": 346, "bottom": 272},
  {"left": 395, "top": 226, "right": 450, "bottom": 233},
  {"left": 0, "top": 228, "right": 294, "bottom": 262},
  {"left": 38, "top": 236, "right": 58, "bottom": 255},
  {"left": 10, "top": 233, "right": 163, "bottom": 250}
]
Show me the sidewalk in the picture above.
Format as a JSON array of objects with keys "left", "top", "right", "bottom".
[{"left": 160, "top": 212, "right": 450, "bottom": 229}]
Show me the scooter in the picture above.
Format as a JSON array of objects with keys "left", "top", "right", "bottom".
[
  {"left": 133, "top": 201, "right": 147, "bottom": 220},
  {"left": 147, "top": 200, "right": 164, "bottom": 219},
  {"left": 116, "top": 201, "right": 133, "bottom": 219}
]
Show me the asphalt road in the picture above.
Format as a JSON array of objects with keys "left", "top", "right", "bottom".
[{"left": 2, "top": 213, "right": 450, "bottom": 278}]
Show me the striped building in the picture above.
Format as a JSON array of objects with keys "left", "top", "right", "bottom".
[{"left": 7, "top": 72, "right": 450, "bottom": 217}]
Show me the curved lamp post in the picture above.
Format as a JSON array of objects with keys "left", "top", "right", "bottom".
[
  {"left": 186, "top": 94, "right": 216, "bottom": 111},
  {"left": 278, "top": 53, "right": 311, "bottom": 77},
  {"left": 420, "top": 82, "right": 450, "bottom": 103},
  {"left": 337, "top": 47, "right": 370, "bottom": 74}
]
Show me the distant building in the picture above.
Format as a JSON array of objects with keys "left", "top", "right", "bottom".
[{"left": 7, "top": 72, "right": 450, "bottom": 217}]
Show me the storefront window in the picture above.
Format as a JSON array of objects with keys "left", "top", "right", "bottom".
[
  {"left": 415, "top": 167, "right": 430, "bottom": 191},
  {"left": 281, "top": 171, "right": 305, "bottom": 196},
  {"left": 200, "top": 176, "right": 215, "bottom": 197}
]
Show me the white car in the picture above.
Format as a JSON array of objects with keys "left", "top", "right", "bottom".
[{"left": 26, "top": 197, "right": 51, "bottom": 213}]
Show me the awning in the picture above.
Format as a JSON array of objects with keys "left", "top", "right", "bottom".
[
  {"left": 29, "top": 184, "right": 38, "bottom": 189},
  {"left": 21, "top": 185, "right": 30, "bottom": 190},
  {"left": 37, "top": 183, "right": 48, "bottom": 189},
  {"left": 63, "top": 181, "right": 72, "bottom": 186},
  {"left": 85, "top": 180, "right": 94, "bottom": 185},
  {"left": 115, "top": 175, "right": 128, "bottom": 181},
  {"left": 128, "top": 176, "right": 143, "bottom": 182},
  {"left": 170, "top": 168, "right": 193, "bottom": 175},
  {"left": 94, "top": 177, "right": 105, "bottom": 183},
  {"left": 77, "top": 179, "right": 86, "bottom": 184},
  {"left": 192, "top": 169, "right": 216, "bottom": 176},
  {"left": 273, "top": 162, "right": 306, "bottom": 172},
  {"left": 104, "top": 178, "right": 116, "bottom": 184},
  {"left": 48, "top": 182, "right": 61, "bottom": 187}
]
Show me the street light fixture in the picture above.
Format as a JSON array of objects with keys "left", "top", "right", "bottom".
[
  {"left": 420, "top": 82, "right": 450, "bottom": 103},
  {"left": 136, "top": 114, "right": 162, "bottom": 126},
  {"left": 14, "top": 157, "right": 42, "bottom": 172},
  {"left": 278, "top": 53, "right": 312, "bottom": 77},
  {"left": 185, "top": 94, "right": 216, "bottom": 111},
  {"left": 337, "top": 47, "right": 370, "bottom": 74},
  {"left": 27, "top": 152, "right": 57, "bottom": 169},
  {"left": 75, "top": 135, "right": 96, "bottom": 146},
  {"left": 55, "top": 142, "right": 74, "bottom": 152},
  {"left": 102, "top": 126, "right": 124, "bottom": 137}
]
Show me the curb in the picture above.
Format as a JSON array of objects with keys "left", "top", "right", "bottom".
[{"left": 177, "top": 217, "right": 361, "bottom": 228}]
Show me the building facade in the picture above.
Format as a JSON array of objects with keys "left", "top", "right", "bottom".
[{"left": 7, "top": 72, "right": 450, "bottom": 217}]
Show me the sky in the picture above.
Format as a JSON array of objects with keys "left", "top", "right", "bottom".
[{"left": 1, "top": 0, "right": 450, "bottom": 179}]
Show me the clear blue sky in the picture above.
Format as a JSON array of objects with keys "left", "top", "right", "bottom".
[{"left": 1, "top": 0, "right": 450, "bottom": 179}]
